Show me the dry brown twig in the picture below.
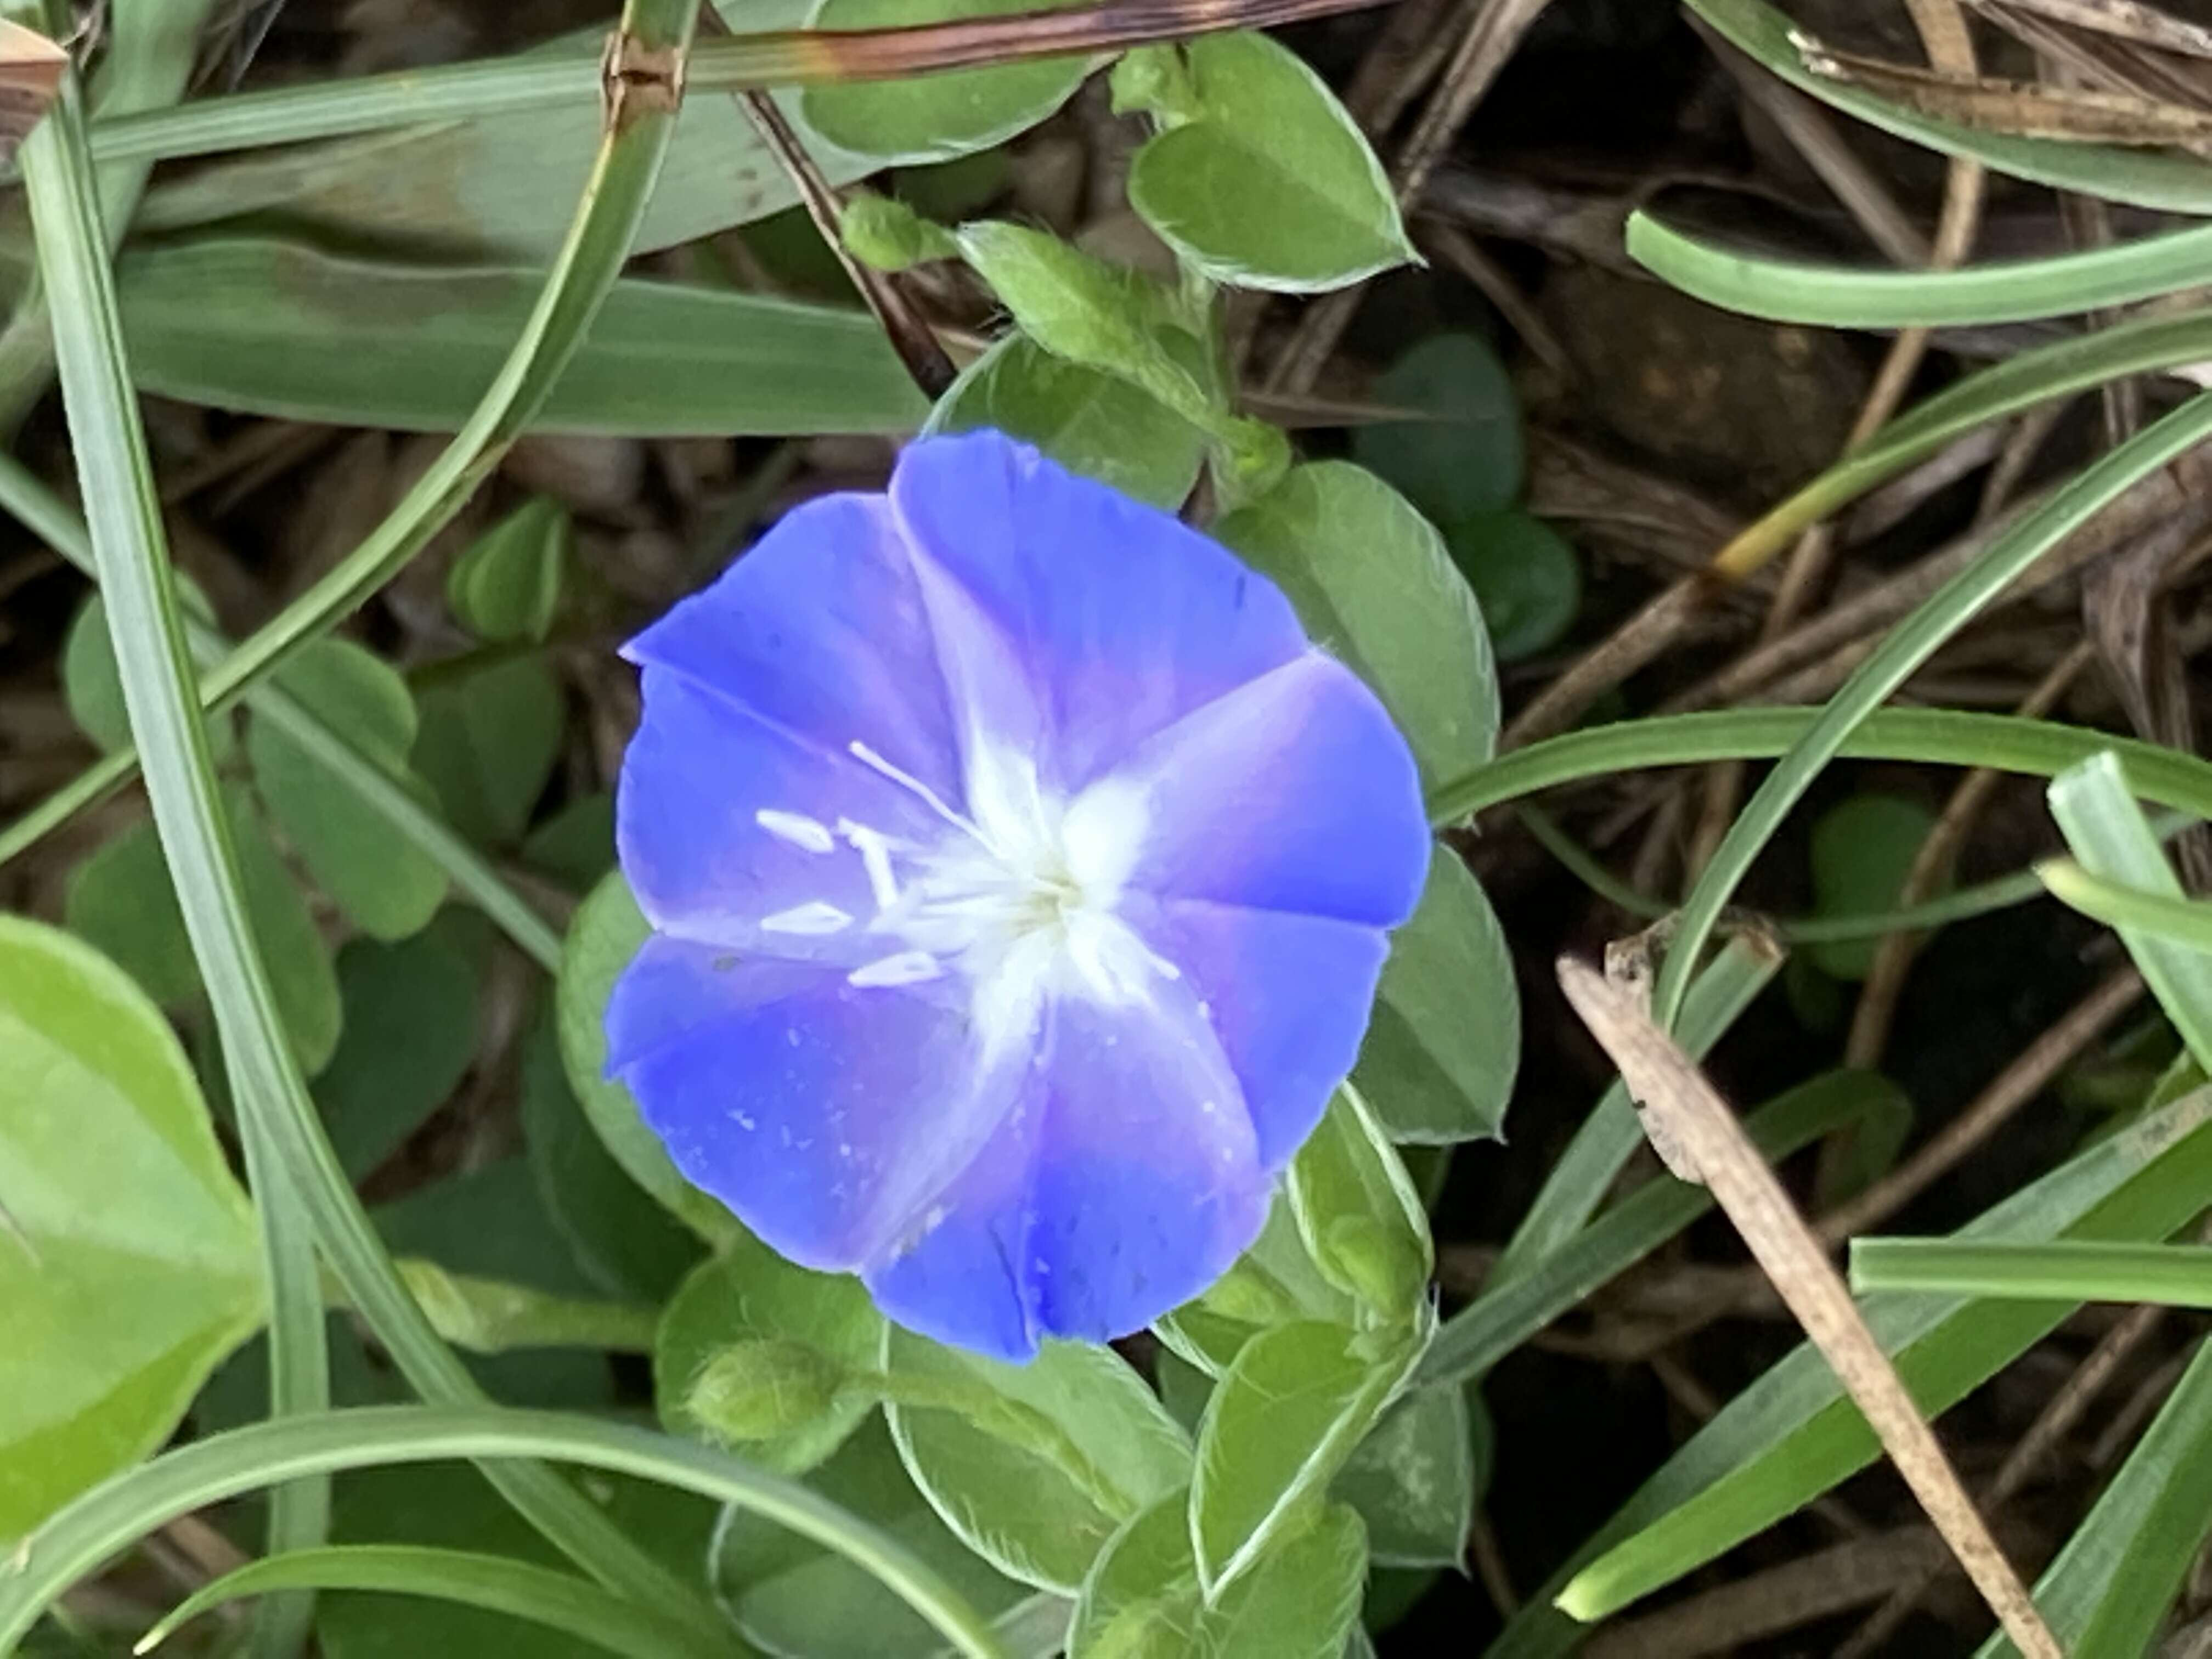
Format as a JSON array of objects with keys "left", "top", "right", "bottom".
[
  {"left": 1555, "top": 954, "right": 2063, "bottom": 1659},
  {"left": 1836, "top": 1295, "right": 2175, "bottom": 1657}
]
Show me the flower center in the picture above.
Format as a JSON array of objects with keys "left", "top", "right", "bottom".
[{"left": 757, "top": 737, "right": 1171, "bottom": 1060}]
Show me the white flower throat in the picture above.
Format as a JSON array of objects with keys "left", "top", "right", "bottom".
[{"left": 754, "top": 736, "right": 1174, "bottom": 1059}]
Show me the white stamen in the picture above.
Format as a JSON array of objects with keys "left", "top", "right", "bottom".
[
  {"left": 849, "top": 950, "right": 943, "bottom": 988},
  {"left": 755, "top": 808, "right": 835, "bottom": 854},
  {"left": 849, "top": 741, "right": 980, "bottom": 839},
  {"left": 838, "top": 819, "right": 902, "bottom": 912},
  {"left": 759, "top": 901, "right": 853, "bottom": 935}
]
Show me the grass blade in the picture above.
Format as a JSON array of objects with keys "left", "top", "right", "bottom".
[
  {"left": 1852, "top": 1239, "right": 2212, "bottom": 1307},
  {"left": 72, "top": 0, "right": 1388, "bottom": 168},
  {"left": 1627, "top": 212, "right": 2212, "bottom": 328},
  {"left": 1973, "top": 1338, "right": 2212, "bottom": 1657},
  {"left": 1484, "top": 1086, "right": 2212, "bottom": 1657},
  {"left": 1690, "top": 300, "right": 2212, "bottom": 579},
  {"left": 0, "top": 1406, "right": 1009, "bottom": 1659},
  {"left": 1424, "top": 1069, "right": 1901, "bottom": 1387},
  {"left": 1554, "top": 961, "right": 2056, "bottom": 1656},
  {"left": 136, "top": 1547, "right": 725, "bottom": 1659},
  {"left": 19, "top": 22, "right": 332, "bottom": 1652},
  {"left": 22, "top": 0, "right": 732, "bottom": 1637},
  {"left": 2049, "top": 752, "right": 2212, "bottom": 1069},
  {"left": 1428, "top": 706, "right": 2212, "bottom": 828},
  {"left": 116, "top": 240, "right": 927, "bottom": 436},
  {"left": 1638, "top": 387, "right": 2212, "bottom": 1026},
  {"left": 2039, "top": 857, "right": 2212, "bottom": 957}
]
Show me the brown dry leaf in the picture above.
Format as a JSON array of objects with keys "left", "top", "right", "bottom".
[
  {"left": 1976, "top": 0, "right": 2212, "bottom": 111},
  {"left": 1971, "top": 0, "right": 2212, "bottom": 61},
  {"left": 1795, "top": 29, "right": 2212, "bottom": 149},
  {"left": 0, "top": 18, "right": 65, "bottom": 158}
]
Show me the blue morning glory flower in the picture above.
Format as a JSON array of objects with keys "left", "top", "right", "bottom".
[{"left": 605, "top": 430, "right": 1430, "bottom": 1361}]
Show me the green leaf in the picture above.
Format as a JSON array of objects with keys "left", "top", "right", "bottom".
[
  {"left": 1441, "top": 510, "right": 1581, "bottom": 664},
  {"left": 1070, "top": 1489, "right": 1367, "bottom": 1659},
  {"left": 0, "top": 915, "right": 263, "bottom": 1540},
  {"left": 1351, "top": 333, "right": 1523, "bottom": 521},
  {"left": 1109, "top": 45, "right": 1200, "bottom": 125},
  {"left": 314, "top": 915, "right": 483, "bottom": 1180},
  {"left": 116, "top": 238, "right": 927, "bottom": 436},
  {"left": 556, "top": 873, "right": 743, "bottom": 1248},
  {"left": 1352, "top": 850, "right": 1520, "bottom": 1144},
  {"left": 926, "top": 331, "right": 1207, "bottom": 509},
  {"left": 799, "top": 0, "right": 1096, "bottom": 164},
  {"left": 841, "top": 190, "right": 963, "bottom": 272},
  {"left": 1216, "top": 461, "right": 1499, "bottom": 789},
  {"left": 1189, "top": 1319, "right": 1418, "bottom": 1596},
  {"left": 62, "top": 816, "right": 201, "bottom": 1008},
  {"left": 1158, "top": 1195, "right": 1359, "bottom": 1378},
  {"left": 447, "top": 498, "right": 568, "bottom": 644},
  {"left": 1333, "top": 1384, "right": 1474, "bottom": 1569},
  {"left": 64, "top": 801, "right": 343, "bottom": 1074},
  {"left": 61, "top": 588, "right": 233, "bottom": 758},
  {"left": 1807, "top": 793, "right": 1948, "bottom": 981},
  {"left": 1287, "top": 1085, "right": 1434, "bottom": 1322},
  {"left": 713, "top": 1418, "right": 1039, "bottom": 1659},
  {"left": 251, "top": 637, "right": 448, "bottom": 940},
  {"left": 952, "top": 220, "right": 1281, "bottom": 486},
  {"left": 521, "top": 791, "right": 616, "bottom": 895},
  {"left": 521, "top": 1010, "right": 702, "bottom": 1305},
  {"left": 883, "top": 1330, "right": 1191, "bottom": 1594},
  {"left": 135, "top": 12, "right": 866, "bottom": 259},
  {"left": 2050, "top": 752, "right": 2212, "bottom": 1071},
  {"left": 1974, "top": 1336, "right": 2212, "bottom": 1657},
  {"left": 1488, "top": 1084, "right": 2212, "bottom": 1654},
  {"left": 412, "top": 652, "right": 562, "bottom": 848},
  {"left": 656, "top": 1233, "right": 883, "bottom": 1474},
  {"left": 1126, "top": 31, "right": 1413, "bottom": 293},
  {"left": 371, "top": 1159, "right": 613, "bottom": 1412}
]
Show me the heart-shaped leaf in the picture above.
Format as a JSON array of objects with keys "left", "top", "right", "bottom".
[{"left": 0, "top": 916, "right": 263, "bottom": 1539}]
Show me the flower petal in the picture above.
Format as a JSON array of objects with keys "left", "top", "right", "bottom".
[
  {"left": 1137, "top": 896, "right": 1397, "bottom": 1167},
  {"left": 604, "top": 934, "right": 1020, "bottom": 1272},
  {"left": 1104, "top": 650, "right": 1430, "bottom": 925},
  {"left": 890, "top": 430, "right": 1311, "bottom": 788},
  {"left": 1022, "top": 994, "right": 1271, "bottom": 1345},
  {"left": 862, "top": 1090, "right": 1045, "bottom": 1361},
  {"left": 616, "top": 665, "right": 944, "bottom": 955},
  {"left": 623, "top": 491, "right": 964, "bottom": 806},
  {"left": 872, "top": 980, "right": 1269, "bottom": 1357}
]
